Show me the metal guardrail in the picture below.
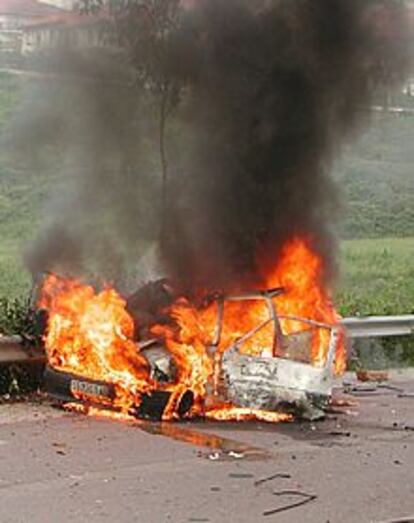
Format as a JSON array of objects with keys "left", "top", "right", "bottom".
[
  {"left": 370, "top": 105, "right": 414, "bottom": 116},
  {"left": 0, "top": 336, "right": 44, "bottom": 364},
  {"left": 0, "top": 316, "right": 413, "bottom": 364},
  {"left": 342, "top": 316, "right": 414, "bottom": 339}
]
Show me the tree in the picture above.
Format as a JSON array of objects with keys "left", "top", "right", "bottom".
[{"left": 78, "top": 0, "right": 186, "bottom": 242}]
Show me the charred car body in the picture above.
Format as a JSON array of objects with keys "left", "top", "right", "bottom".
[{"left": 43, "top": 282, "right": 340, "bottom": 421}]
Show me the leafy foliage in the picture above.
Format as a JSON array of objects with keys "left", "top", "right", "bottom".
[
  {"left": 0, "top": 362, "right": 44, "bottom": 396},
  {"left": 352, "top": 336, "right": 414, "bottom": 370},
  {"left": 0, "top": 296, "right": 37, "bottom": 337},
  {"left": 334, "top": 107, "right": 414, "bottom": 239}
]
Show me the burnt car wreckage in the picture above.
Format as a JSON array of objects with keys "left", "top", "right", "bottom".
[
  {"left": 217, "top": 289, "right": 339, "bottom": 420},
  {"left": 42, "top": 281, "right": 340, "bottom": 422}
]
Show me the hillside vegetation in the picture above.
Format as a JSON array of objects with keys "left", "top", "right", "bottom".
[
  {"left": 336, "top": 238, "right": 414, "bottom": 316},
  {"left": 0, "top": 73, "right": 413, "bottom": 316},
  {"left": 334, "top": 111, "right": 414, "bottom": 239}
]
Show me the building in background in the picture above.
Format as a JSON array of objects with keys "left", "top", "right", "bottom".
[
  {"left": 0, "top": 0, "right": 62, "bottom": 65},
  {"left": 38, "top": 0, "right": 75, "bottom": 9},
  {"left": 22, "top": 10, "right": 108, "bottom": 57}
]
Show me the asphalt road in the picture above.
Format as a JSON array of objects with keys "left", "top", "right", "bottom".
[{"left": 0, "top": 373, "right": 413, "bottom": 523}]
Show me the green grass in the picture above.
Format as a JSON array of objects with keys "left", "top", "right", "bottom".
[
  {"left": 0, "top": 73, "right": 20, "bottom": 127},
  {"left": 0, "top": 74, "right": 33, "bottom": 298},
  {"left": 0, "top": 239, "right": 31, "bottom": 299},
  {"left": 0, "top": 163, "right": 52, "bottom": 299},
  {"left": 0, "top": 236, "right": 413, "bottom": 316},
  {"left": 336, "top": 238, "right": 414, "bottom": 316}
]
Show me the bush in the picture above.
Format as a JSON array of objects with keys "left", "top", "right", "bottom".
[{"left": 0, "top": 295, "right": 41, "bottom": 339}]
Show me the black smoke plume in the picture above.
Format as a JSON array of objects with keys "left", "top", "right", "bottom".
[
  {"left": 162, "top": 0, "right": 411, "bottom": 292},
  {"left": 15, "top": 0, "right": 411, "bottom": 293}
]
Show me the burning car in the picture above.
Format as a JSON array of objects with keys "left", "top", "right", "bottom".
[
  {"left": 211, "top": 289, "right": 340, "bottom": 420},
  {"left": 40, "top": 238, "right": 345, "bottom": 423}
]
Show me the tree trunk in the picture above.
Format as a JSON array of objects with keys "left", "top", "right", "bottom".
[{"left": 159, "top": 92, "right": 168, "bottom": 244}]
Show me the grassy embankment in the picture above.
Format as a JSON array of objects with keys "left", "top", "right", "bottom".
[
  {"left": 0, "top": 72, "right": 413, "bottom": 316},
  {"left": 336, "top": 238, "right": 414, "bottom": 317},
  {"left": 1, "top": 231, "right": 413, "bottom": 318},
  {"left": 0, "top": 73, "right": 47, "bottom": 300}
]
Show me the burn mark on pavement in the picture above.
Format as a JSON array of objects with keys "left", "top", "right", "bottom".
[{"left": 135, "top": 421, "right": 270, "bottom": 461}]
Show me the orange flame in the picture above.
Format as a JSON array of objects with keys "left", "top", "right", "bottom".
[
  {"left": 153, "top": 238, "right": 346, "bottom": 374},
  {"left": 265, "top": 238, "right": 346, "bottom": 373},
  {"left": 39, "top": 275, "right": 151, "bottom": 411},
  {"left": 205, "top": 408, "right": 293, "bottom": 423},
  {"left": 40, "top": 237, "right": 345, "bottom": 422}
]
